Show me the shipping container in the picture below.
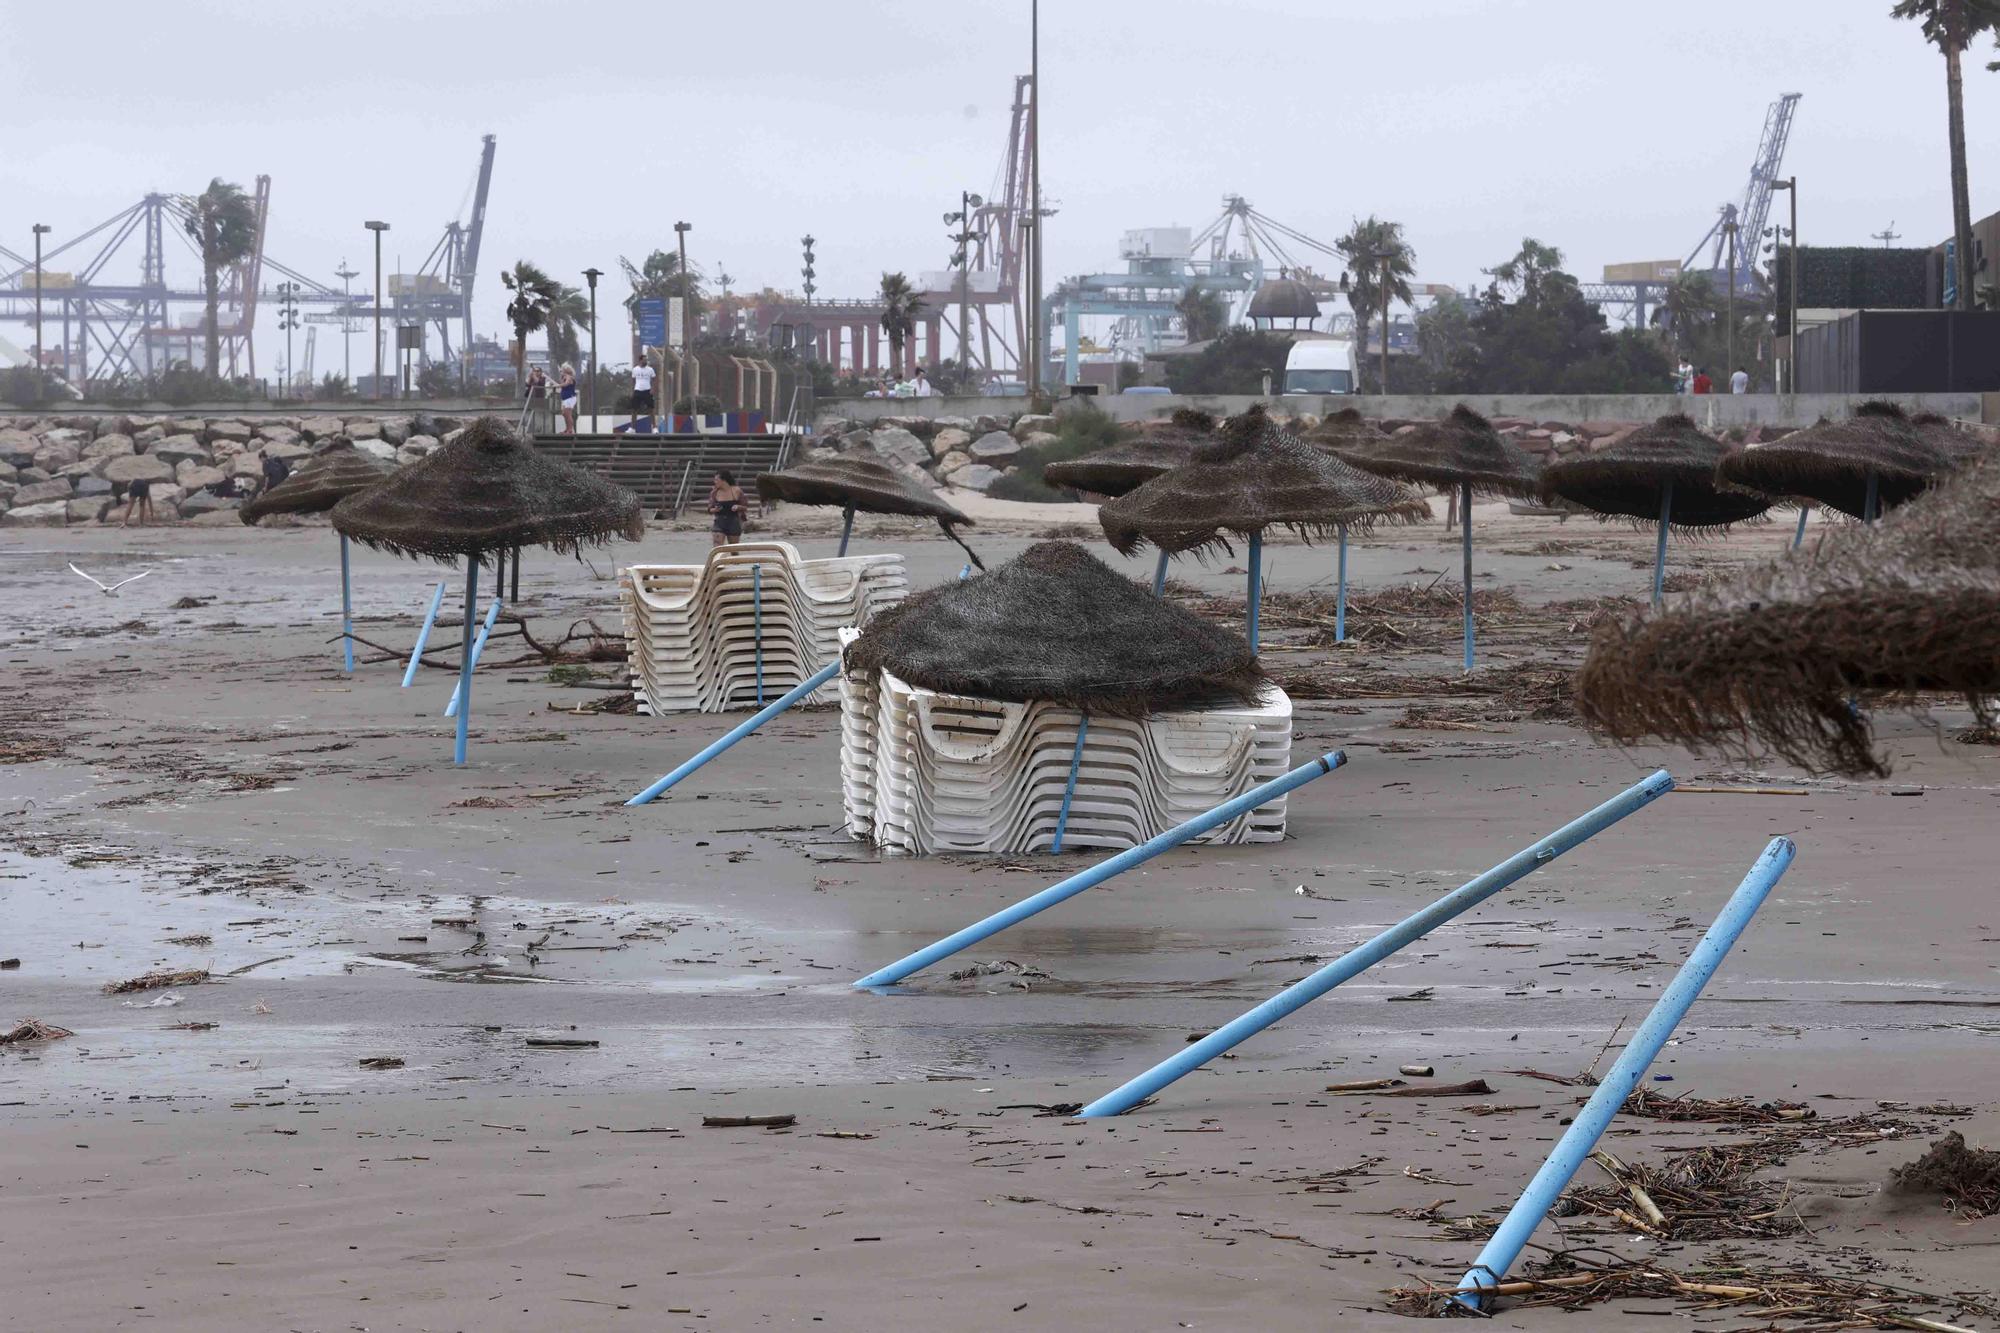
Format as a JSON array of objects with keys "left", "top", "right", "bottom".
[{"left": 1794, "top": 310, "right": 2000, "bottom": 393}]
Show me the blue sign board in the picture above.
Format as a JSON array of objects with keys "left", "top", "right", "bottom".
[
  {"left": 638, "top": 297, "right": 667, "bottom": 349},
  {"left": 1944, "top": 239, "right": 1958, "bottom": 308}
]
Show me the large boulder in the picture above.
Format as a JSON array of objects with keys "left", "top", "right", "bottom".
[
  {"left": 949, "top": 463, "right": 1003, "bottom": 492},
  {"left": 257, "top": 425, "right": 302, "bottom": 449},
  {"left": 0, "top": 430, "right": 38, "bottom": 468},
  {"left": 179, "top": 491, "right": 241, "bottom": 518},
  {"left": 1, "top": 500, "right": 67, "bottom": 527},
  {"left": 170, "top": 418, "right": 207, "bottom": 439},
  {"left": 94, "top": 415, "right": 133, "bottom": 438},
  {"left": 346, "top": 419, "right": 384, "bottom": 440},
  {"left": 301, "top": 415, "right": 345, "bottom": 441},
  {"left": 209, "top": 437, "right": 251, "bottom": 463},
  {"left": 260, "top": 440, "right": 310, "bottom": 462},
  {"left": 13, "top": 479, "right": 73, "bottom": 506},
  {"left": 1018, "top": 430, "right": 1060, "bottom": 453},
  {"left": 176, "top": 462, "right": 226, "bottom": 490},
  {"left": 931, "top": 415, "right": 975, "bottom": 433},
  {"left": 32, "top": 439, "right": 80, "bottom": 472},
  {"left": 16, "top": 466, "right": 50, "bottom": 484},
  {"left": 150, "top": 435, "right": 211, "bottom": 466},
  {"left": 67, "top": 497, "right": 112, "bottom": 525},
  {"left": 230, "top": 450, "right": 265, "bottom": 478},
  {"left": 100, "top": 454, "right": 176, "bottom": 486},
  {"left": 969, "top": 430, "right": 1021, "bottom": 463},
  {"left": 207, "top": 420, "right": 254, "bottom": 444},
  {"left": 868, "top": 426, "right": 930, "bottom": 470},
  {"left": 354, "top": 438, "right": 399, "bottom": 464},
  {"left": 0, "top": 459, "right": 15, "bottom": 483},
  {"left": 0, "top": 481, "right": 15, "bottom": 509},
  {"left": 930, "top": 427, "right": 973, "bottom": 458},
  {"left": 379, "top": 419, "right": 410, "bottom": 446},
  {"left": 394, "top": 435, "right": 438, "bottom": 466},
  {"left": 74, "top": 476, "right": 114, "bottom": 498},
  {"left": 935, "top": 450, "right": 972, "bottom": 477},
  {"left": 133, "top": 424, "right": 167, "bottom": 448},
  {"left": 81, "top": 432, "right": 136, "bottom": 463},
  {"left": 1011, "top": 413, "right": 1057, "bottom": 439}
]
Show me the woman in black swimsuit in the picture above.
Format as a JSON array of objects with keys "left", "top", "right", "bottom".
[{"left": 708, "top": 469, "right": 745, "bottom": 547}]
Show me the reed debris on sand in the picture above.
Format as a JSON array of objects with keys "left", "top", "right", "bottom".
[
  {"left": 1, "top": 1018, "right": 73, "bottom": 1044},
  {"left": 1891, "top": 1132, "right": 2000, "bottom": 1220},
  {"left": 102, "top": 968, "right": 210, "bottom": 995}
]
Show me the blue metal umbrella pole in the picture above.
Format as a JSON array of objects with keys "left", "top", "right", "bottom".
[
  {"left": 339, "top": 534, "right": 356, "bottom": 673},
  {"left": 1461, "top": 482, "right": 1475, "bottom": 672},
  {"left": 752, "top": 563, "right": 765, "bottom": 706},
  {"left": 626, "top": 660, "right": 842, "bottom": 806},
  {"left": 443, "top": 594, "right": 505, "bottom": 718},
  {"left": 1335, "top": 521, "right": 1348, "bottom": 643},
  {"left": 1076, "top": 768, "right": 1675, "bottom": 1118},
  {"left": 837, "top": 505, "right": 856, "bottom": 557},
  {"left": 1792, "top": 506, "right": 1809, "bottom": 549},
  {"left": 453, "top": 560, "right": 479, "bottom": 767},
  {"left": 1246, "top": 531, "right": 1264, "bottom": 652},
  {"left": 1152, "top": 550, "right": 1169, "bottom": 598},
  {"left": 1864, "top": 469, "right": 1880, "bottom": 523},
  {"left": 1651, "top": 481, "right": 1673, "bottom": 609},
  {"left": 853, "top": 752, "right": 1348, "bottom": 989},
  {"left": 1449, "top": 835, "right": 1797, "bottom": 1314},
  {"left": 403, "top": 581, "right": 447, "bottom": 688},
  {"left": 1049, "top": 715, "right": 1090, "bottom": 854}
]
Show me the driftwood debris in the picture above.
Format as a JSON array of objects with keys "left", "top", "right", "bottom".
[
  {"left": 701, "top": 1114, "right": 797, "bottom": 1129},
  {"left": 102, "top": 968, "right": 209, "bottom": 995},
  {"left": 0, "top": 1018, "right": 73, "bottom": 1045}
]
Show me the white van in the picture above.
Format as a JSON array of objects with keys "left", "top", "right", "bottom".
[{"left": 1281, "top": 338, "right": 1358, "bottom": 395}]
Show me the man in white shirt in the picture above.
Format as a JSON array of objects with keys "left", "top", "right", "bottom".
[
  {"left": 630, "top": 352, "right": 657, "bottom": 430},
  {"left": 1729, "top": 365, "right": 1750, "bottom": 394},
  {"left": 912, "top": 368, "right": 935, "bottom": 398},
  {"left": 1675, "top": 358, "right": 1694, "bottom": 394}
]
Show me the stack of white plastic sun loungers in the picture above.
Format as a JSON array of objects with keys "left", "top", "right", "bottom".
[
  {"left": 838, "top": 629, "right": 1294, "bottom": 855},
  {"left": 620, "top": 542, "right": 908, "bottom": 713}
]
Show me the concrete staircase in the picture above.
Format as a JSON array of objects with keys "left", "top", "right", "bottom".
[{"left": 532, "top": 433, "right": 799, "bottom": 516}]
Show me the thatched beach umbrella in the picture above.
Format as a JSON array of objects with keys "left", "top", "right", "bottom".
[
  {"left": 240, "top": 441, "right": 394, "bottom": 672},
  {"left": 1576, "top": 454, "right": 2000, "bottom": 778},
  {"left": 1717, "top": 402, "right": 1947, "bottom": 539},
  {"left": 1296, "top": 408, "right": 1424, "bottom": 641},
  {"left": 1098, "top": 406, "right": 1429, "bottom": 649},
  {"left": 1538, "top": 414, "right": 1772, "bottom": 607},
  {"left": 844, "top": 539, "right": 1263, "bottom": 715},
  {"left": 1912, "top": 411, "right": 1989, "bottom": 471},
  {"left": 331, "top": 416, "right": 644, "bottom": 765},
  {"left": 1042, "top": 409, "right": 1213, "bottom": 498},
  {"left": 756, "top": 454, "right": 983, "bottom": 569},
  {"left": 1329, "top": 404, "right": 1541, "bottom": 671}
]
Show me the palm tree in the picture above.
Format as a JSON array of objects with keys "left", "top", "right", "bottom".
[
  {"left": 877, "top": 272, "right": 927, "bottom": 376},
  {"left": 1335, "top": 217, "right": 1417, "bottom": 361},
  {"left": 619, "top": 249, "right": 704, "bottom": 327},
  {"left": 179, "top": 179, "right": 258, "bottom": 379},
  {"left": 546, "top": 284, "right": 591, "bottom": 369},
  {"left": 1648, "top": 271, "right": 1720, "bottom": 351},
  {"left": 501, "top": 261, "right": 558, "bottom": 389},
  {"left": 1175, "top": 284, "right": 1230, "bottom": 342},
  {"left": 1893, "top": 1, "right": 2000, "bottom": 308},
  {"left": 1487, "top": 238, "right": 1566, "bottom": 303}
]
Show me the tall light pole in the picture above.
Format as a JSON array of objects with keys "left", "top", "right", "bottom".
[
  {"left": 582, "top": 267, "right": 602, "bottom": 424},
  {"left": 365, "top": 221, "right": 390, "bottom": 400},
  {"left": 800, "top": 235, "right": 817, "bottom": 364},
  {"left": 1027, "top": 0, "right": 1041, "bottom": 398},
  {"left": 946, "top": 193, "right": 983, "bottom": 389},
  {"left": 1723, "top": 221, "right": 1738, "bottom": 380},
  {"left": 334, "top": 261, "right": 358, "bottom": 390},
  {"left": 674, "top": 220, "right": 692, "bottom": 417},
  {"left": 276, "top": 281, "right": 301, "bottom": 398},
  {"left": 30, "top": 224, "right": 50, "bottom": 377},
  {"left": 1770, "top": 178, "right": 1797, "bottom": 392}
]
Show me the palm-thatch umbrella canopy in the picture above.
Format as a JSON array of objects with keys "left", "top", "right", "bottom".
[
  {"left": 843, "top": 540, "right": 1263, "bottom": 716},
  {"left": 1041, "top": 409, "right": 1214, "bottom": 497},
  {"left": 1912, "top": 411, "right": 1989, "bottom": 471},
  {"left": 330, "top": 416, "right": 644, "bottom": 766},
  {"left": 241, "top": 441, "right": 392, "bottom": 524},
  {"left": 240, "top": 440, "right": 396, "bottom": 673},
  {"left": 1577, "top": 454, "right": 2000, "bottom": 779},
  {"left": 1098, "top": 405, "right": 1430, "bottom": 647},
  {"left": 1539, "top": 414, "right": 1772, "bottom": 606},
  {"left": 756, "top": 454, "right": 983, "bottom": 568},
  {"left": 1329, "top": 405, "right": 1540, "bottom": 671},
  {"left": 1715, "top": 401, "right": 1947, "bottom": 525},
  {"left": 1301, "top": 406, "right": 1390, "bottom": 456}
]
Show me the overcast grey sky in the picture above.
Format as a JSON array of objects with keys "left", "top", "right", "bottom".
[{"left": 4, "top": 0, "right": 1995, "bottom": 363}]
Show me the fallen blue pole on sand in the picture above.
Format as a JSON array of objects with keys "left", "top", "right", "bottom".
[
  {"left": 1448, "top": 835, "right": 1796, "bottom": 1313},
  {"left": 626, "top": 659, "right": 842, "bottom": 806},
  {"left": 444, "top": 594, "right": 504, "bottom": 718},
  {"left": 1076, "top": 768, "right": 1676, "bottom": 1118},
  {"left": 403, "top": 581, "right": 446, "bottom": 687},
  {"left": 339, "top": 533, "right": 356, "bottom": 673},
  {"left": 854, "top": 750, "right": 1348, "bottom": 989}
]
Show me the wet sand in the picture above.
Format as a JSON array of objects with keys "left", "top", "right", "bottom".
[{"left": 3, "top": 508, "right": 1998, "bottom": 1330}]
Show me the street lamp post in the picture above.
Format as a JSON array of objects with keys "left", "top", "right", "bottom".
[
  {"left": 1724, "top": 221, "right": 1738, "bottom": 381},
  {"left": 276, "top": 281, "right": 301, "bottom": 398},
  {"left": 946, "top": 194, "right": 984, "bottom": 390},
  {"left": 1770, "top": 178, "right": 1798, "bottom": 392},
  {"left": 1027, "top": 0, "right": 1041, "bottom": 398},
  {"left": 582, "top": 267, "right": 602, "bottom": 425},
  {"left": 334, "top": 262, "right": 358, "bottom": 390},
  {"left": 31, "top": 224, "right": 50, "bottom": 378},
  {"left": 674, "top": 221, "right": 692, "bottom": 419},
  {"left": 364, "top": 221, "right": 390, "bottom": 401},
  {"left": 800, "top": 235, "right": 817, "bottom": 364}
]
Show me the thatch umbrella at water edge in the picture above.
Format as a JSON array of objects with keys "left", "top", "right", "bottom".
[
  {"left": 1538, "top": 414, "right": 1772, "bottom": 607},
  {"left": 756, "top": 454, "right": 984, "bottom": 569},
  {"left": 238, "top": 440, "right": 394, "bottom": 673},
  {"left": 1576, "top": 453, "right": 2000, "bottom": 779},
  {"left": 1043, "top": 409, "right": 1216, "bottom": 593},
  {"left": 1717, "top": 402, "right": 1948, "bottom": 549},
  {"left": 1097, "top": 405, "right": 1430, "bottom": 650},
  {"left": 1295, "top": 408, "right": 1424, "bottom": 641},
  {"left": 330, "top": 416, "right": 645, "bottom": 765},
  {"left": 1327, "top": 404, "right": 1541, "bottom": 671}
]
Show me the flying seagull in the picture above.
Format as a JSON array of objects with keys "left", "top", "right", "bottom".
[{"left": 68, "top": 563, "right": 154, "bottom": 596}]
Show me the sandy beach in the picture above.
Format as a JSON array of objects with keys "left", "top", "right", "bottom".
[{"left": 4, "top": 505, "right": 1998, "bottom": 1331}]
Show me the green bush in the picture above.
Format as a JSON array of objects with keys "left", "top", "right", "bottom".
[{"left": 985, "top": 404, "right": 1126, "bottom": 503}]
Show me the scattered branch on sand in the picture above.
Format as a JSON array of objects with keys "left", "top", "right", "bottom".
[
  {"left": 1615, "top": 1086, "right": 1814, "bottom": 1124},
  {"left": 1891, "top": 1132, "right": 2000, "bottom": 1219},
  {"left": 525, "top": 1037, "right": 600, "bottom": 1049},
  {"left": 102, "top": 968, "right": 209, "bottom": 995},
  {"left": 358, "top": 1056, "right": 405, "bottom": 1070},
  {"left": 1, "top": 1018, "right": 73, "bottom": 1044},
  {"left": 702, "top": 1114, "right": 796, "bottom": 1129}
]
